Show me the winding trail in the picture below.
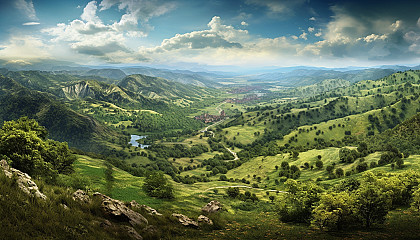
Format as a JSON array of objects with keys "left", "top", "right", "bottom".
[{"left": 226, "top": 147, "right": 239, "bottom": 161}]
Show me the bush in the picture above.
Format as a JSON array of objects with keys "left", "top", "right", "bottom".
[{"left": 143, "top": 171, "right": 174, "bottom": 199}]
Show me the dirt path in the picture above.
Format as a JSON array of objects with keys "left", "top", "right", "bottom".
[{"left": 226, "top": 147, "right": 239, "bottom": 160}]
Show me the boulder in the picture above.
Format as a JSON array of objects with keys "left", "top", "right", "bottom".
[
  {"left": 0, "top": 159, "right": 47, "bottom": 200},
  {"left": 140, "top": 205, "right": 163, "bottom": 216},
  {"left": 72, "top": 189, "right": 91, "bottom": 204},
  {"left": 201, "top": 200, "right": 222, "bottom": 213},
  {"left": 129, "top": 200, "right": 162, "bottom": 216},
  {"left": 197, "top": 215, "right": 213, "bottom": 225},
  {"left": 172, "top": 213, "right": 198, "bottom": 228},
  {"left": 121, "top": 226, "right": 143, "bottom": 240},
  {"left": 93, "top": 192, "right": 148, "bottom": 227}
]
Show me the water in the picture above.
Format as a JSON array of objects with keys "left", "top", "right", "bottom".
[{"left": 129, "top": 135, "right": 150, "bottom": 149}]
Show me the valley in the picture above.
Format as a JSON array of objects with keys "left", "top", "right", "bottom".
[{"left": 1, "top": 66, "right": 420, "bottom": 240}]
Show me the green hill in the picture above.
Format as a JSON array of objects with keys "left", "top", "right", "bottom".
[
  {"left": 119, "top": 74, "right": 215, "bottom": 101},
  {"left": 0, "top": 75, "right": 124, "bottom": 152}
]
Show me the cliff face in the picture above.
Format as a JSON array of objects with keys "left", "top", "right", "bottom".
[{"left": 61, "top": 81, "right": 95, "bottom": 100}]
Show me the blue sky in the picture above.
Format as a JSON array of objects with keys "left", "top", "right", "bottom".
[{"left": 0, "top": 0, "right": 419, "bottom": 70}]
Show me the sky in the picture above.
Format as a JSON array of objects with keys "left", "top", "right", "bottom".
[{"left": 0, "top": 0, "right": 419, "bottom": 71}]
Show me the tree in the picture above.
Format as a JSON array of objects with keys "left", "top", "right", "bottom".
[
  {"left": 311, "top": 191, "right": 355, "bottom": 230},
  {"left": 0, "top": 117, "right": 75, "bottom": 180},
  {"left": 226, "top": 187, "right": 240, "bottom": 198},
  {"left": 315, "top": 160, "right": 323, "bottom": 169},
  {"left": 410, "top": 187, "right": 420, "bottom": 213},
  {"left": 143, "top": 171, "right": 174, "bottom": 199},
  {"left": 335, "top": 168, "right": 344, "bottom": 177},
  {"left": 396, "top": 158, "right": 404, "bottom": 169},
  {"left": 354, "top": 185, "right": 391, "bottom": 228},
  {"left": 269, "top": 195, "right": 275, "bottom": 203}
]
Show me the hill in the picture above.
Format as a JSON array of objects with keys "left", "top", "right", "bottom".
[
  {"left": 0, "top": 75, "right": 124, "bottom": 152},
  {"left": 119, "top": 74, "right": 214, "bottom": 101}
]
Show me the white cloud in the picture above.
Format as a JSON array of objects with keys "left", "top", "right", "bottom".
[
  {"left": 148, "top": 16, "right": 247, "bottom": 52},
  {"left": 315, "top": 32, "right": 322, "bottom": 37},
  {"left": 99, "top": 0, "right": 175, "bottom": 35},
  {"left": 81, "top": 1, "right": 101, "bottom": 23},
  {"left": 299, "top": 32, "right": 307, "bottom": 40},
  {"left": 308, "top": 27, "right": 315, "bottom": 33},
  {"left": 241, "top": 21, "right": 248, "bottom": 26},
  {"left": 358, "top": 34, "right": 387, "bottom": 43},
  {"left": 309, "top": 17, "right": 316, "bottom": 21},
  {"left": 418, "top": 17, "right": 420, "bottom": 28},
  {"left": 15, "top": 0, "right": 37, "bottom": 21},
  {"left": 291, "top": 35, "right": 298, "bottom": 40},
  {"left": 22, "top": 22, "right": 40, "bottom": 26},
  {"left": 0, "top": 35, "right": 50, "bottom": 60}
]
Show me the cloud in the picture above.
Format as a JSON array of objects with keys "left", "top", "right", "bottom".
[
  {"left": 0, "top": 35, "right": 50, "bottom": 60},
  {"left": 41, "top": 0, "right": 173, "bottom": 62},
  {"left": 22, "top": 22, "right": 40, "bottom": 26},
  {"left": 245, "top": 0, "right": 305, "bottom": 17},
  {"left": 15, "top": 0, "right": 37, "bottom": 20},
  {"left": 308, "top": 27, "right": 314, "bottom": 33},
  {"left": 309, "top": 17, "right": 316, "bottom": 21},
  {"left": 149, "top": 16, "right": 247, "bottom": 52},
  {"left": 81, "top": 1, "right": 100, "bottom": 23},
  {"left": 99, "top": 0, "right": 175, "bottom": 35},
  {"left": 241, "top": 21, "right": 248, "bottom": 26},
  {"left": 299, "top": 32, "right": 307, "bottom": 40},
  {"left": 315, "top": 32, "right": 322, "bottom": 37}
]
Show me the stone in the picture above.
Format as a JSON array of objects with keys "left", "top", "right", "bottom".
[
  {"left": 172, "top": 213, "right": 198, "bottom": 228},
  {"left": 197, "top": 215, "right": 213, "bottom": 225},
  {"left": 121, "top": 225, "right": 143, "bottom": 240},
  {"left": 201, "top": 200, "right": 222, "bottom": 213},
  {"left": 0, "top": 159, "right": 47, "bottom": 200},
  {"left": 140, "top": 205, "right": 163, "bottom": 216},
  {"left": 93, "top": 192, "right": 148, "bottom": 227},
  {"left": 72, "top": 189, "right": 91, "bottom": 204}
]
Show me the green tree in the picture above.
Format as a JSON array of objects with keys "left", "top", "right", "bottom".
[
  {"left": 354, "top": 185, "right": 391, "bottom": 228},
  {"left": 312, "top": 191, "right": 355, "bottom": 230},
  {"left": 315, "top": 160, "right": 323, "bottom": 169},
  {"left": 0, "top": 117, "right": 75, "bottom": 180},
  {"left": 410, "top": 187, "right": 420, "bottom": 214},
  {"left": 142, "top": 171, "right": 174, "bottom": 199},
  {"left": 226, "top": 187, "right": 240, "bottom": 198}
]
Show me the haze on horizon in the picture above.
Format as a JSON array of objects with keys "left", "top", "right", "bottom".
[{"left": 0, "top": 0, "right": 419, "bottom": 71}]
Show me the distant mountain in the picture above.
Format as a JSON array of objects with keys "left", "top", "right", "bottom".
[
  {"left": 119, "top": 74, "right": 215, "bottom": 100},
  {"left": 244, "top": 68, "right": 397, "bottom": 87},
  {"left": 122, "top": 67, "right": 223, "bottom": 88},
  {"left": 0, "top": 75, "right": 123, "bottom": 152}
]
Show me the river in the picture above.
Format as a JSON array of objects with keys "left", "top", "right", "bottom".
[{"left": 129, "top": 135, "right": 150, "bottom": 148}]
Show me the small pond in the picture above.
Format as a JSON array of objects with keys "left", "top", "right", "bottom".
[{"left": 129, "top": 135, "right": 150, "bottom": 149}]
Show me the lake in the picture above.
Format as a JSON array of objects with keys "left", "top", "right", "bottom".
[{"left": 129, "top": 135, "right": 150, "bottom": 148}]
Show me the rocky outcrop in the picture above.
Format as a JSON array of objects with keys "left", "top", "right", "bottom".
[
  {"left": 93, "top": 192, "right": 148, "bottom": 227},
  {"left": 121, "top": 226, "right": 143, "bottom": 240},
  {"left": 198, "top": 215, "right": 213, "bottom": 225},
  {"left": 61, "top": 81, "right": 95, "bottom": 100},
  {"left": 172, "top": 213, "right": 198, "bottom": 228},
  {"left": 129, "top": 200, "right": 162, "bottom": 216},
  {"left": 72, "top": 189, "right": 91, "bottom": 204},
  {"left": 201, "top": 200, "right": 222, "bottom": 213},
  {"left": 0, "top": 159, "right": 46, "bottom": 200}
]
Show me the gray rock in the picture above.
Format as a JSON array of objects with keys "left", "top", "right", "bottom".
[
  {"left": 0, "top": 159, "right": 47, "bottom": 200},
  {"left": 172, "top": 213, "right": 198, "bottom": 228},
  {"left": 93, "top": 192, "right": 148, "bottom": 227},
  {"left": 201, "top": 200, "right": 222, "bottom": 213},
  {"left": 121, "top": 225, "right": 143, "bottom": 240},
  {"left": 197, "top": 215, "right": 213, "bottom": 225},
  {"left": 72, "top": 189, "right": 91, "bottom": 204},
  {"left": 140, "top": 205, "right": 163, "bottom": 216}
]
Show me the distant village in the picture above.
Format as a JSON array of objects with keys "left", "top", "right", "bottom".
[{"left": 194, "top": 110, "right": 226, "bottom": 123}]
